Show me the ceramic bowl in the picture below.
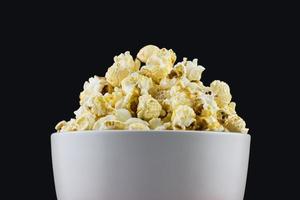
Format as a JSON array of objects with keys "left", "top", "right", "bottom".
[{"left": 51, "top": 130, "right": 250, "bottom": 200}]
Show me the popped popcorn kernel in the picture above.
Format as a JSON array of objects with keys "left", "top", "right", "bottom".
[
  {"left": 105, "top": 51, "right": 139, "bottom": 87},
  {"left": 210, "top": 80, "right": 232, "bottom": 108},
  {"left": 128, "top": 123, "right": 150, "bottom": 130},
  {"left": 137, "top": 45, "right": 160, "bottom": 63},
  {"left": 171, "top": 105, "right": 196, "bottom": 130},
  {"left": 137, "top": 94, "right": 162, "bottom": 120}
]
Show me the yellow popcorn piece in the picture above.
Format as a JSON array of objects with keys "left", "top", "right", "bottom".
[
  {"left": 196, "top": 116, "right": 224, "bottom": 131},
  {"left": 148, "top": 85, "right": 170, "bottom": 109},
  {"left": 137, "top": 45, "right": 160, "bottom": 63},
  {"left": 168, "top": 63, "right": 186, "bottom": 79},
  {"left": 121, "top": 87, "right": 140, "bottom": 115},
  {"left": 101, "top": 120, "right": 126, "bottom": 130},
  {"left": 210, "top": 80, "right": 232, "bottom": 108},
  {"left": 149, "top": 118, "right": 163, "bottom": 129},
  {"left": 55, "top": 120, "right": 67, "bottom": 132},
  {"left": 140, "top": 48, "right": 177, "bottom": 83},
  {"left": 73, "top": 105, "right": 96, "bottom": 130},
  {"left": 103, "top": 87, "right": 124, "bottom": 108},
  {"left": 157, "top": 122, "right": 172, "bottom": 130},
  {"left": 105, "top": 51, "right": 139, "bottom": 87},
  {"left": 196, "top": 93, "right": 219, "bottom": 117},
  {"left": 146, "top": 48, "right": 176, "bottom": 70},
  {"left": 93, "top": 115, "right": 116, "bottom": 130},
  {"left": 148, "top": 119, "right": 171, "bottom": 130},
  {"left": 121, "top": 72, "right": 153, "bottom": 95},
  {"left": 164, "top": 85, "right": 193, "bottom": 112},
  {"left": 128, "top": 123, "right": 150, "bottom": 130},
  {"left": 223, "top": 114, "right": 248, "bottom": 133},
  {"left": 114, "top": 109, "right": 132, "bottom": 122},
  {"left": 171, "top": 105, "right": 196, "bottom": 130},
  {"left": 84, "top": 94, "right": 113, "bottom": 117},
  {"left": 76, "top": 113, "right": 95, "bottom": 131},
  {"left": 159, "top": 77, "right": 177, "bottom": 90},
  {"left": 57, "top": 119, "right": 78, "bottom": 132},
  {"left": 79, "top": 76, "right": 111, "bottom": 105},
  {"left": 137, "top": 94, "right": 162, "bottom": 120},
  {"left": 55, "top": 44, "right": 248, "bottom": 134},
  {"left": 125, "top": 117, "right": 149, "bottom": 126}
]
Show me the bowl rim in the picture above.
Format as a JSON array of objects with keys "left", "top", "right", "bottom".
[{"left": 51, "top": 130, "right": 250, "bottom": 137}]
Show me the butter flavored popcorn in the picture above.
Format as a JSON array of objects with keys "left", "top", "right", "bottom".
[
  {"left": 55, "top": 45, "right": 248, "bottom": 133},
  {"left": 105, "top": 51, "right": 140, "bottom": 87}
]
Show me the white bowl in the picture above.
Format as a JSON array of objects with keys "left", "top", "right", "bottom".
[{"left": 51, "top": 130, "right": 250, "bottom": 200}]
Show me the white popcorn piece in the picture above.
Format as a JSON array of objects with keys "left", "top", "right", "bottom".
[
  {"left": 171, "top": 105, "right": 196, "bottom": 130},
  {"left": 184, "top": 58, "right": 205, "bottom": 81}
]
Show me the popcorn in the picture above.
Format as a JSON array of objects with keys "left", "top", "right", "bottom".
[
  {"left": 171, "top": 105, "right": 196, "bottom": 130},
  {"left": 103, "top": 87, "right": 124, "bottom": 108},
  {"left": 210, "top": 80, "right": 232, "bottom": 108},
  {"left": 105, "top": 51, "right": 139, "bottom": 87},
  {"left": 101, "top": 120, "right": 126, "bottom": 130},
  {"left": 137, "top": 94, "right": 162, "bottom": 120},
  {"left": 155, "top": 122, "right": 172, "bottom": 130},
  {"left": 80, "top": 76, "right": 111, "bottom": 105},
  {"left": 55, "top": 44, "right": 248, "bottom": 134},
  {"left": 55, "top": 120, "right": 68, "bottom": 131},
  {"left": 168, "top": 63, "right": 186, "bottom": 79},
  {"left": 164, "top": 85, "right": 193, "bottom": 112},
  {"left": 55, "top": 119, "right": 78, "bottom": 132},
  {"left": 85, "top": 94, "right": 113, "bottom": 117},
  {"left": 121, "top": 72, "right": 153, "bottom": 95},
  {"left": 196, "top": 116, "right": 224, "bottom": 131},
  {"left": 76, "top": 113, "right": 96, "bottom": 130},
  {"left": 114, "top": 109, "right": 132, "bottom": 122},
  {"left": 128, "top": 123, "right": 150, "bottom": 130},
  {"left": 149, "top": 118, "right": 163, "bottom": 129},
  {"left": 121, "top": 87, "right": 140, "bottom": 115},
  {"left": 223, "top": 114, "right": 248, "bottom": 133},
  {"left": 184, "top": 58, "right": 205, "bottom": 81},
  {"left": 93, "top": 115, "right": 116, "bottom": 130},
  {"left": 137, "top": 45, "right": 160, "bottom": 63},
  {"left": 140, "top": 48, "right": 177, "bottom": 83},
  {"left": 159, "top": 77, "right": 177, "bottom": 90},
  {"left": 125, "top": 117, "right": 149, "bottom": 126}
]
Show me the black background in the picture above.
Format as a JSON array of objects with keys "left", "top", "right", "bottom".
[{"left": 3, "top": 2, "right": 298, "bottom": 199}]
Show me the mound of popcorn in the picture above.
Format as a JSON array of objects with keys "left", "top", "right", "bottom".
[{"left": 55, "top": 45, "right": 248, "bottom": 133}]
